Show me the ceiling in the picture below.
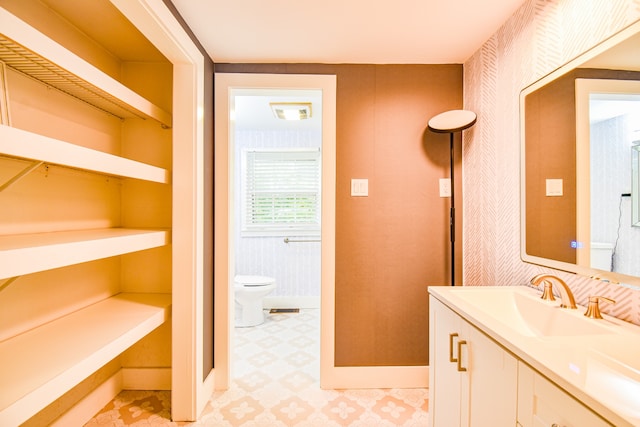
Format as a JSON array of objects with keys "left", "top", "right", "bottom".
[
  {"left": 170, "top": 0, "right": 527, "bottom": 64},
  {"left": 233, "top": 89, "right": 322, "bottom": 131}
]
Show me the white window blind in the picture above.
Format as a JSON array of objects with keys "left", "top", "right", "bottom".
[{"left": 242, "top": 148, "right": 321, "bottom": 235}]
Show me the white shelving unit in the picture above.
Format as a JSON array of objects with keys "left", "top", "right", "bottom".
[
  {"left": 0, "top": 293, "right": 172, "bottom": 426},
  {"left": 0, "top": 7, "right": 172, "bottom": 127},
  {"left": 0, "top": 125, "right": 170, "bottom": 183},
  {"left": 0, "top": 228, "right": 170, "bottom": 279},
  {"left": 0, "top": 2, "right": 175, "bottom": 425}
]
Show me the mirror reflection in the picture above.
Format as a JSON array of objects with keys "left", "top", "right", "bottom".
[{"left": 520, "top": 22, "right": 640, "bottom": 286}]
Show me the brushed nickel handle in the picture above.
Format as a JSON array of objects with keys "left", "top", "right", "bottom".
[
  {"left": 457, "top": 340, "right": 467, "bottom": 372},
  {"left": 449, "top": 333, "right": 459, "bottom": 362}
]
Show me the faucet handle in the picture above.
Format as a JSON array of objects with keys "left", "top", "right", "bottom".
[
  {"left": 533, "top": 279, "right": 556, "bottom": 302},
  {"left": 540, "top": 280, "right": 556, "bottom": 302},
  {"left": 584, "top": 295, "right": 615, "bottom": 319}
]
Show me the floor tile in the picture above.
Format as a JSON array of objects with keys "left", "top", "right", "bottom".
[{"left": 85, "top": 309, "right": 429, "bottom": 426}]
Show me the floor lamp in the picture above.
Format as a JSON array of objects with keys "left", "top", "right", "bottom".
[{"left": 428, "top": 110, "right": 477, "bottom": 286}]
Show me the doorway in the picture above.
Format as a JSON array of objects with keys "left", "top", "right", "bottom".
[{"left": 214, "top": 73, "right": 337, "bottom": 390}]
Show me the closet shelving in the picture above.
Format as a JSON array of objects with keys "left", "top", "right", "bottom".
[
  {"left": 0, "top": 293, "right": 172, "bottom": 424},
  {"left": 0, "top": 7, "right": 172, "bottom": 127},
  {"left": 0, "top": 4, "right": 173, "bottom": 426},
  {"left": 0, "top": 228, "right": 170, "bottom": 279},
  {"left": 0, "top": 125, "right": 170, "bottom": 183}
]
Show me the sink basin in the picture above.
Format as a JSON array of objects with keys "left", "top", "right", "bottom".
[{"left": 448, "top": 287, "right": 614, "bottom": 337}]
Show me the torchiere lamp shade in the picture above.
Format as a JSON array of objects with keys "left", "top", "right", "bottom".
[{"left": 428, "top": 109, "right": 477, "bottom": 133}]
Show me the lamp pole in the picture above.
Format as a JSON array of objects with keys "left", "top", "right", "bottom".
[{"left": 428, "top": 110, "right": 477, "bottom": 286}]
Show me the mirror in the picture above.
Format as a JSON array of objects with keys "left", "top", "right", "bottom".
[{"left": 521, "top": 20, "right": 640, "bottom": 288}]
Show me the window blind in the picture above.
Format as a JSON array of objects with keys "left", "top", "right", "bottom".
[{"left": 242, "top": 148, "right": 321, "bottom": 235}]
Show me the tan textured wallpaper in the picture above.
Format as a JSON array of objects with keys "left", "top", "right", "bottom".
[
  {"left": 215, "top": 64, "right": 463, "bottom": 366},
  {"left": 463, "top": 0, "right": 640, "bottom": 325}
]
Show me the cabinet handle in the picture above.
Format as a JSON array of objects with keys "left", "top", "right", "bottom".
[
  {"left": 457, "top": 340, "right": 467, "bottom": 372},
  {"left": 449, "top": 333, "right": 459, "bottom": 362}
]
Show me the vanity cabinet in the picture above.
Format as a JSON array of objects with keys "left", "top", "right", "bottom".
[
  {"left": 517, "top": 363, "right": 612, "bottom": 427},
  {"left": 429, "top": 295, "right": 518, "bottom": 426},
  {"left": 0, "top": 2, "right": 176, "bottom": 425},
  {"left": 430, "top": 291, "right": 617, "bottom": 427}
]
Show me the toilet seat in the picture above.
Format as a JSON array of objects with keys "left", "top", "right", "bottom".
[{"left": 235, "top": 275, "right": 275, "bottom": 287}]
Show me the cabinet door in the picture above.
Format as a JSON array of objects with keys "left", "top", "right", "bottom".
[
  {"left": 430, "top": 295, "right": 464, "bottom": 427},
  {"left": 430, "top": 295, "right": 518, "bottom": 427},
  {"left": 517, "top": 363, "right": 612, "bottom": 427},
  {"left": 466, "top": 323, "right": 518, "bottom": 426}
]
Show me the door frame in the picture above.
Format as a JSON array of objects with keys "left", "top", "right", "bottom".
[
  {"left": 110, "top": 0, "right": 212, "bottom": 421},
  {"left": 214, "top": 73, "right": 337, "bottom": 389}
]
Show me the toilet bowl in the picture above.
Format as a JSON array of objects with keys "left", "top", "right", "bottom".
[{"left": 234, "top": 275, "right": 276, "bottom": 327}]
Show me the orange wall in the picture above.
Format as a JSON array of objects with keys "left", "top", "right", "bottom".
[{"left": 215, "top": 63, "right": 463, "bottom": 366}]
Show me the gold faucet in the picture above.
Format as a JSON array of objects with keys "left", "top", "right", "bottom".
[
  {"left": 529, "top": 274, "right": 555, "bottom": 302},
  {"left": 584, "top": 295, "right": 616, "bottom": 319},
  {"left": 530, "top": 274, "right": 577, "bottom": 309}
]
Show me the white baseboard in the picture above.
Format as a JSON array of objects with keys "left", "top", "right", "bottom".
[
  {"left": 320, "top": 366, "right": 429, "bottom": 389},
  {"left": 263, "top": 296, "right": 320, "bottom": 309},
  {"left": 122, "top": 367, "right": 172, "bottom": 390},
  {"left": 50, "top": 371, "right": 123, "bottom": 427}
]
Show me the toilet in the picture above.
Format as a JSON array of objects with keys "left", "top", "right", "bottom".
[
  {"left": 234, "top": 275, "right": 276, "bottom": 327},
  {"left": 590, "top": 242, "right": 614, "bottom": 271}
]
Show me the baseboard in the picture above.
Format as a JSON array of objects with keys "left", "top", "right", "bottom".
[
  {"left": 122, "top": 367, "right": 172, "bottom": 390},
  {"left": 263, "top": 296, "right": 320, "bottom": 309},
  {"left": 50, "top": 370, "right": 123, "bottom": 427},
  {"left": 320, "top": 366, "right": 429, "bottom": 389}
]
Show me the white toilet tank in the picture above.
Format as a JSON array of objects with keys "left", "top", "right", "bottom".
[{"left": 590, "top": 242, "right": 613, "bottom": 271}]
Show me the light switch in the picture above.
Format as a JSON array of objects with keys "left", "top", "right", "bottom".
[
  {"left": 546, "top": 179, "right": 563, "bottom": 196},
  {"left": 439, "top": 178, "right": 451, "bottom": 197},
  {"left": 351, "top": 179, "right": 368, "bottom": 196}
]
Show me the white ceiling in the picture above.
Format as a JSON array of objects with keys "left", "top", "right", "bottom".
[
  {"left": 170, "top": 0, "right": 527, "bottom": 64},
  {"left": 233, "top": 89, "right": 322, "bottom": 131}
]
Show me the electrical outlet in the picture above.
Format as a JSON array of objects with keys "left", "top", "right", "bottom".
[{"left": 439, "top": 178, "right": 451, "bottom": 197}]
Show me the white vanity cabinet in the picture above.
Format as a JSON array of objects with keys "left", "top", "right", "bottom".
[
  {"left": 429, "top": 294, "right": 518, "bottom": 427},
  {"left": 517, "top": 363, "right": 612, "bottom": 427}
]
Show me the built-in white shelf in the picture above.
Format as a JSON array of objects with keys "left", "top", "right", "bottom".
[
  {"left": 0, "top": 292, "right": 171, "bottom": 426},
  {"left": 0, "top": 8, "right": 172, "bottom": 128},
  {"left": 0, "top": 125, "right": 170, "bottom": 183},
  {"left": 0, "top": 228, "right": 170, "bottom": 280}
]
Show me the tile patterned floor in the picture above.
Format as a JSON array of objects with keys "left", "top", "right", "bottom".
[{"left": 86, "top": 309, "right": 429, "bottom": 426}]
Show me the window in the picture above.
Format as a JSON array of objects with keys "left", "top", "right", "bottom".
[{"left": 241, "top": 148, "right": 321, "bottom": 236}]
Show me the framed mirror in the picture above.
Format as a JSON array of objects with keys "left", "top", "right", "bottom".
[{"left": 520, "top": 20, "right": 640, "bottom": 288}]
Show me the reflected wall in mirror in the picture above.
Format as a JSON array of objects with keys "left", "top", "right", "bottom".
[{"left": 521, "top": 20, "right": 640, "bottom": 288}]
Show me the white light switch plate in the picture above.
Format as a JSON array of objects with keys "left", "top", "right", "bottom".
[
  {"left": 351, "top": 179, "right": 368, "bottom": 196},
  {"left": 546, "top": 179, "right": 563, "bottom": 196},
  {"left": 439, "top": 178, "right": 451, "bottom": 197}
]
